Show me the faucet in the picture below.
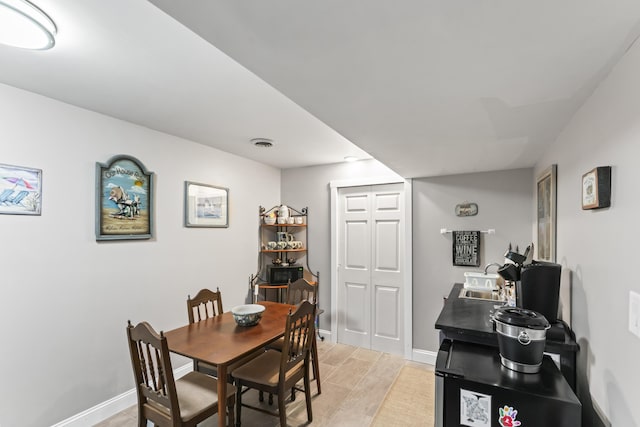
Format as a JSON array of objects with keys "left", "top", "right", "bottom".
[{"left": 484, "top": 262, "right": 501, "bottom": 275}]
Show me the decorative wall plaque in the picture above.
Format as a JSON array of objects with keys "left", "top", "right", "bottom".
[
  {"left": 95, "top": 155, "right": 154, "bottom": 240},
  {"left": 455, "top": 202, "right": 478, "bottom": 217},
  {"left": 582, "top": 166, "right": 611, "bottom": 210},
  {"left": 452, "top": 230, "right": 481, "bottom": 267}
]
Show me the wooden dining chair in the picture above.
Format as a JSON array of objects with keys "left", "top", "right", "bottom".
[
  {"left": 268, "top": 278, "right": 322, "bottom": 396},
  {"left": 126, "top": 320, "right": 236, "bottom": 427},
  {"left": 186, "top": 288, "right": 224, "bottom": 375},
  {"left": 187, "top": 287, "right": 224, "bottom": 323},
  {"left": 187, "top": 288, "right": 263, "bottom": 378},
  {"left": 232, "top": 300, "right": 316, "bottom": 427}
]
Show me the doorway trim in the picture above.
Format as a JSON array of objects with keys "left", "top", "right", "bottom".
[{"left": 329, "top": 176, "right": 413, "bottom": 359}]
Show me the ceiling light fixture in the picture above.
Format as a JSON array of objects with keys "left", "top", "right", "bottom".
[
  {"left": 251, "top": 138, "right": 274, "bottom": 148},
  {"left": 344, "top": 156, "right": 358, "bottom": 162},
  {"left": 0, "top": 0, "right": 56, "bottom": 50}
]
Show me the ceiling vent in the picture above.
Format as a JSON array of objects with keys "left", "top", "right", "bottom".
[{"left": 251, "top": 138, "right": 274, "bottom": 148}]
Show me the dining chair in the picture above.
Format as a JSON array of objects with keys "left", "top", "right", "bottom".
[
  {"left": 268, "top": 278, "right": 322, "bottom": 396},
  {"left": 126, "top": 320, "right": 236, "bottom": 427},
  {"left": 232, "top": 300, "right": 316, "bottom": 427},
  {"left": 186, "top": 288, "right": 224, "bottom": 375},
  {"left": 187, "top": 288, "right": 263, "bottom": 378}
]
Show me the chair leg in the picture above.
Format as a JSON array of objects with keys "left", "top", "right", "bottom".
[
  {"left": 227, "top": 398, "right": 235, "bottom": 427},
  {"left": 304, "top": 370, "right": 313, "bottom": 422},
  {"left": 235, "top": 381, "right": 242, "bottom": 427},
  {"left": 311, "top": 336, "right": 322, "bottom": 394},
  {"left": 277, "top": 391, "right": 287, "bottom": 427},
  {"left": 258, "top": 390, "right": 264, "bottom": 402}
]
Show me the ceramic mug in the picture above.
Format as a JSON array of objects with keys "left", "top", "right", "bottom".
[
  {"left": 267, "top": 241, "right": 277, "bottom": 250},
  {"left": 277, "top": 241, "right": 288, "bottom": 249},
  {"left": 276, "top": 232, "right": 289, "bottom": 242},
  {"left": 295, "top": 217, "right": 304, "bottom": 225},
  {"left": 287, "top": 217, "right": 295, "bottom": 224}
]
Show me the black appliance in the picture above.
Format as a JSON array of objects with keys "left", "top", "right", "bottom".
[
  {"left": 435, "top": 340, "right": 581, "bottom": 427},
  {"left": 268, "top": 265, "right": 304, "bottom": 284},
  {"left": 493, "top": 307, "right": 550, "bottom": 373},
  {"left": 518, "top": 260, "right": 562, "bottom": 323}
]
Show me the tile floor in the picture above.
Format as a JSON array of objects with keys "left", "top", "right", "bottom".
[{"left": 95, "top": 339, "right": 434, "bottom": 427}]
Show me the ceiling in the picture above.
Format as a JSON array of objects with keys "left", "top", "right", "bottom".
[{"left": 2, "top": 1, "right": 640, "bottom": 177}]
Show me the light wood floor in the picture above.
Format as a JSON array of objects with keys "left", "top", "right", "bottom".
[{"left": 95, "top": 340, "right": 435, "bottom": 427}]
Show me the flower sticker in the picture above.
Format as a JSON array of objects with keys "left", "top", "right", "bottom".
[{"left": 499, "top": 406, "right": 521, "bottom": 427}]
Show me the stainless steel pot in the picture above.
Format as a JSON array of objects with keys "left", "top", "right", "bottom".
[{"left": 493, "top": 306, "right": 550, "bottom": 373}]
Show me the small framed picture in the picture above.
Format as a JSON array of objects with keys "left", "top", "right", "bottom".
[
  {"left": 582, "top": 166, "right": 611, "bottom": 210},
  {"left": 185, "top": 181, "right": 229, "bottom": 228},
  {"left": 0, "top": 163, "right": 42, "bottom": 215}
]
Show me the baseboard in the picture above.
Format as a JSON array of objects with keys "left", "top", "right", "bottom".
[
  {"left": 317, "top": 328, "right": 331, "bottom": 342},
  {"left": 412, "top": 348, "right": 437, "bottom": 365},
  {"left": 50, "top": 363, "right": 192, "bottom": 427}
]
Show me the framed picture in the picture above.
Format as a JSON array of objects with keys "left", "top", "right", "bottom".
[
  {"left": 184, "top": 181, "right": 229, "bottom": 228},
  {"left": 0, "top": 163, "right": 42, "bottom": 215},
  {"left": 536, "top": 164, "right": 557, "bottom": 262},
  {"left": 582, "top": 166, "right": 611, "bottom": 210},
  {"left": 95, "top": 155, "right": 154, "bottom": 240}
]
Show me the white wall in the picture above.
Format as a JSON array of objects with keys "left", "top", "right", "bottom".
[
  {"left": 0, "top": 83, "right": 281, "bottom": 427},
  {"left": 412, "top": 168, "right": 533, "bottom": 350},
  {"left": 534, "top": 38, "right": 640, "bottom": 427}
]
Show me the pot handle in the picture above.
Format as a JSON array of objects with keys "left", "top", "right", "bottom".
[{"left": 517, "top": 330, "right": 531, "bottom": 345}]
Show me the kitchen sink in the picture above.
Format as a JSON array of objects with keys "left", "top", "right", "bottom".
[{"left": 459, "top": 288, "right": 504, "bottom": 302}]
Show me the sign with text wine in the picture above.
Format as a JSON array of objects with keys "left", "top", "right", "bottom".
[{"left": 452, "top": 231, "right": 481, "bottom": 267}]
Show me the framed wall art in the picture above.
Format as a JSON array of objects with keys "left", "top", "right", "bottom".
[
  {"left": 95, "top": 155, "right": 154, "bottom": 240},
  {"left": 0, "top": 163, "right": 42, "bottom": 215},
  {"left": 184, "top": 181, "right": 229, "bottom": 228},
  {"left": 582, "top": 166, "right": 611, "bottom": 210},
  {"left": 536, "top": 164, "right": 557, "bottom": 262}
]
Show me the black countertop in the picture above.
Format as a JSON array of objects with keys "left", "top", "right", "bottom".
[{"left": 435, "top": 283, "right": 579, "bottom": 354}]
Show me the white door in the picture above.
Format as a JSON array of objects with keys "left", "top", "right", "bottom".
[{"left": 337, "top": 183, "right": 404, "bottom": 355}]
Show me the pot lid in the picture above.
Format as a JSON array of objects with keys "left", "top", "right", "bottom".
[{"left": 494, "top": 306, "right": 550, "bottom": 329}]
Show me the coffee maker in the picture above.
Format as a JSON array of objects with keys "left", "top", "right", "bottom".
[{"left": 517, "top": 260, "right": 562, "bottom": 323}]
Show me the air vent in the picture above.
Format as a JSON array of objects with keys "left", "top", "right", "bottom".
[{"left": 251, "top": 138, "right": 274, "bottom": 148}]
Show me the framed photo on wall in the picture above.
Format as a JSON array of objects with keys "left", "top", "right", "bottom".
[
  {"left": 536, "top": 164, "right": 557, "bottom": 262},
  {"left": 582, "top": 166, "right": 611, "bottom": 210},
  {"left": 184, "top": 181, "right": 229, "bottom": 228},
  {"left": 95, "top": 155, "right": 154, "bottom": 240},
  {"left": 0, "top": 163, "right": 42, "bottom": 215}
]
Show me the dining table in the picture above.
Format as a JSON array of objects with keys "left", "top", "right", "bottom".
[{"left": 164, "top": 301, "right": 293, "bottom": 427}]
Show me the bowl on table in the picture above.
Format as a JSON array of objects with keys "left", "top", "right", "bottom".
[{"left": 231, "top": 304, "right": 266, "bottom": 326}]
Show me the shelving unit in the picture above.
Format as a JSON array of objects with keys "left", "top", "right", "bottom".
[{"left": 250, "top": 205, "right": 318, "bottom": 302}]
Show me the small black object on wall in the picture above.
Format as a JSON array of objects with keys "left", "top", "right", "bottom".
[{"left": 581, "top": 166, "right": 611, "bottom": 210}]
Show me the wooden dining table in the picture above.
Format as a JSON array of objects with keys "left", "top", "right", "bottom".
[{"left": 164, "top": 301, "right": 293, "bottom": 427}]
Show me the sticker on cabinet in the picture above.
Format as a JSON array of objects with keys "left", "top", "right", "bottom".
[
  {"left": 498, "top": 405, "right": 522, "bottom": 427},
  {"left": 460, "top": 389, "right": 491, "bottom": 427}
]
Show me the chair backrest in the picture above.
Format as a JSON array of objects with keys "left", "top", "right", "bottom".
[
  {"left": 126, "top": 321, "right": 180, "bottom": 425},
  {"left": 280, "top": 300, "right": 316, "bottom": 376},
  {"left": 286, "top": 278, "right": 317, "bottom": 305},
  {"left": 187, "top": 287, "right": 224, "bottom": 323}
]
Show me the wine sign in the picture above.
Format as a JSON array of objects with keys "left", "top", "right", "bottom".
[{"left": 452, "top": 231, "right": 480, "bottom": 267}]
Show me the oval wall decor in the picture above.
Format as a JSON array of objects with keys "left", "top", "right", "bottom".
[{"left": 455, "top": 202, "right": 478, "bottom": 217}]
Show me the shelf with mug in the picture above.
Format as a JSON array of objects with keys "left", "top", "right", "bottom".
[
  {"left": 261, "top": 248, "right": 307, "bottom": 253},
  {"left": 261, "top": 223, "right": 306, "bottom": 229}
]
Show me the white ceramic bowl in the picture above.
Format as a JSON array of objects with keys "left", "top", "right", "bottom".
[
  {"left": 264, "top": 216, "right": 276, "bottom": 225},
  {"left": 231, "top": 304, "right": 266, "bottom": 327}
]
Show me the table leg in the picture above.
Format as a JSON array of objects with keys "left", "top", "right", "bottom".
[{"left": 218, "top": 364, "right": 228, "bottom": 427}]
